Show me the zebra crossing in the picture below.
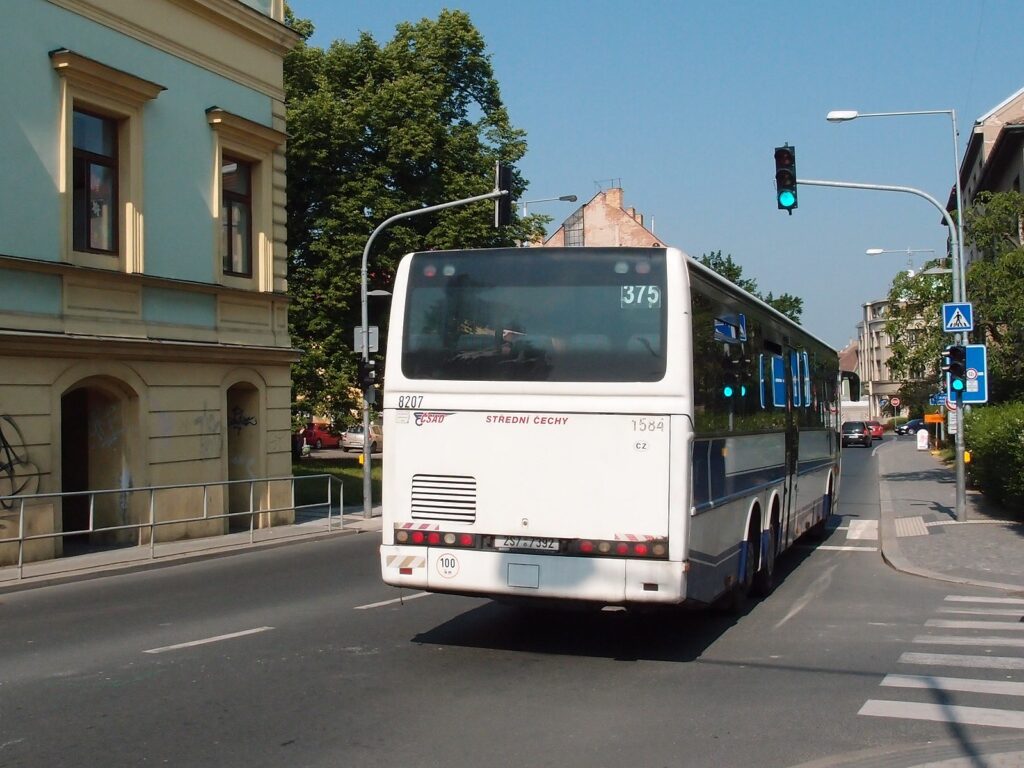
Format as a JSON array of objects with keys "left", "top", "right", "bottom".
[
  {"left": 859, "top": 594, "right": 1024, "bottom": 730},
  {"left": 813, "top": 518, "right": 880, "bottom": 552}
]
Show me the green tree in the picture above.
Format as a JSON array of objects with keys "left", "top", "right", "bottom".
[
  {"left": 697, "top": 251, "right": 804, "bottom": 323},
  {"left": 963, "top": 190, "right": 1024, "bottom": 402},
  {"left": 284, "top": 9, "right": 544, "bottom": 419},
  {"left": 883, "top": 263, "right": 950, "bottom": 386}
]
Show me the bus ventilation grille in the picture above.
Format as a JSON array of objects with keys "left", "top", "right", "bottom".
[{"left": 411, "top": 474, "right": 477, "bottom": 524}]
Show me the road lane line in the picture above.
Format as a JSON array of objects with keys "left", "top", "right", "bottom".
[
  {"left": 945, "top": 596, "right": 1024, "bottom": 605},
  {"left": 773, "top": 563, "right": 837, "bottom": 630},
  {"left": 899, "top": 651, "right": 1024, "bottom": 670},
  {"left": 859, "top": 699, "right": 1024, "bottom": 729},
  {"left": 144, "top": 626, "right": 274, "bottom": 654},
  {"left": 926, "top": 619, "right": 1024, "bottom": 631},
  {"left": 881, "top": 674, "right": 1024, "bottom": 697},
  {"left": 355, "top": 591, "right": 431, "bottom": 610},
  {"left": 914, "top": 634, "right": 1024, "bottom": 648},
  {"left": 814, "top": 545, "right": 878, "bottom": 552}
]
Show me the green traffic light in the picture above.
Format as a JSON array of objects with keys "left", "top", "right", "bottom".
[
  {"left": 778, "top": 190, "right": 796, "bottom": 209},
  {"left": 951, "top": 378, "right": 965, "bottom": 392},
  {"left": 723, "top": 385, "right": 734, "bottom": 398}
]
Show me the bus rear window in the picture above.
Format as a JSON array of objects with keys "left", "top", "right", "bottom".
[{"left": 401, "top": 248, "right": 667, "bottom": 382}]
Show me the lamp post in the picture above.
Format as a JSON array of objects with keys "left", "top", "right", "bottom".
[
  {"left": 827, "top": 108, "right": 969, "bottom": 521},
  {"left": 827, "top": 109, "right": 966, "bottom": 309},
  {"left": 865, "top": 247, "right": 935, "bottom": 276},
  {"left": 359, "top": 188, "right": 507, "bottom": 518},
  {"left": 521, "top": 194, "right": 577, "bottom": 217}
]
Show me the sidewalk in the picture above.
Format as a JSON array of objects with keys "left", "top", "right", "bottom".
[
  {"left": 0, "top": 504, "right": 385, "bottom": 593},
  {"left": 876, "top": 435, "right": 1024, "bottom": 593}
]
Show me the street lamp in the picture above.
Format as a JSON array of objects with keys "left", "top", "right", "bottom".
[
  {"left": 521, "top": 194, "right": 577, "bottom": 217},
  {"left": 865, "top": 247, "right": 935, "bottom": 276},
  {"left": 827, "top": 108, "right": 966, "bottom": 309}
]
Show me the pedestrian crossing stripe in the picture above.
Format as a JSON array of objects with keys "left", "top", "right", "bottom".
[
  {"left": 858, "top": 594, "right": 1024, "bottom": 731},
  {"left": 860, "top": 700, "right": 1024, "bottom": 730}
]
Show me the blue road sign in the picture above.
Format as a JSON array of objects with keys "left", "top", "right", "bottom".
[
  {"left": 929, "top": 393, "right": 947, "bottom": 406},
  {"left": 942, "top": 302, "right": 974, "bottom": 333},
  {"left": 945, "top": 343, "right": 988, "bottom": 404}
]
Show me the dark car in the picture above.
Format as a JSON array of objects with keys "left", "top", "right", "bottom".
[
  {"left": 841, "top": 421, "right": 872, "bottom": 448},
  {"left": 895, "top": 418, "right": 926, "bottom": 436}
]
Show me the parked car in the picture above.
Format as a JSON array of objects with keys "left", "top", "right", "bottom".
[
  {"left": 865, "top": 420, "right": 884, "bottom": 440},
  {"left": 895, "top": 418, "right": 926, "bottom": 436},
  {"left": 342, "top": 424, "right": 383, "bottom": 453},
  {"left": 302, "top": 424, "right": 341, "bottom": 449},
  {"left": 841, "top": 421, "right": 872, "bottom": 448}
]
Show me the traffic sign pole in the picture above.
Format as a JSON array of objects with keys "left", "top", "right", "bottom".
[{"left": 955, "top": 388, "right": 966, "bottom": 522}]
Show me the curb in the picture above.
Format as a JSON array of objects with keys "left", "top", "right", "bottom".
[{"left": 876, "top": 440, "right": 1024, "bottom": 594}]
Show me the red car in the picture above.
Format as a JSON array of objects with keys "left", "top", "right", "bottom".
[
  {"left": 865, "top": 420, "right": 884, "bottom": 440},
  {"left": 302, "top": 424, "right": 341, "bottom": 449}
]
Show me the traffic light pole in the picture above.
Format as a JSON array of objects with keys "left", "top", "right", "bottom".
[
  {"left": 797, "top": 177, "right": 967, "bottom": 522},
  {"left": 359, "top": 188, "right": 507, "bottom": 519}
]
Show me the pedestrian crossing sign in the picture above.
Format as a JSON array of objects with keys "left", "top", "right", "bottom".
[{"left": 942, "top": 302, "right": 973, "bottom": 333}]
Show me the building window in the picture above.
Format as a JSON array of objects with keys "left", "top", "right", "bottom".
[
  {"left": 563, "top": 208, "right": 584, "bottom": 247},
  {"left": 51, "top": 49, "right": 164, "bottom": 272},
  {"left": 206, "top": 108, "right": 286, "bottom": 291},
  {"left": 72, "top": 109, "right": 119, "bottom": 254},
  {"left": 221, "top": 156, "right": 253, "bottom": 276}
]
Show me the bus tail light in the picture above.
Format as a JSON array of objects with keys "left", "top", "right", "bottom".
[
  {"left": 396, "top": 527, "right": 478, "bottom": 548},
  {"left": 570, "top": 538, "right": 668, "bottom": 559}
]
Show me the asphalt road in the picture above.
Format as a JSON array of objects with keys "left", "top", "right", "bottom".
[{"left": 1, "top": 438, "right": 1019, "bottom": 768}]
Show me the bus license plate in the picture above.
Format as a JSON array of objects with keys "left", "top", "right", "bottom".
[{"left": 496, "top": 536, "right": 558, "bottom": 551}]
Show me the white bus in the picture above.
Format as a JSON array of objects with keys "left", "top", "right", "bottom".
[{"left": 379, "top": 247, "right": 842, "bottom": 609}]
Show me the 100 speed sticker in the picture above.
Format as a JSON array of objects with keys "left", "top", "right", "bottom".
[{"left": 436, "top": 553, "right": 459, "bottom": 578}]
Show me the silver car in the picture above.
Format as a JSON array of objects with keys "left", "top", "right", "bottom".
[{"left": 342, "top": 424, "right": 383, "bottom": 453}]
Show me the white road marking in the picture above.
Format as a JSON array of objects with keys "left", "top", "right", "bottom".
[
  {"left": 939, "top": 607, "right": 1024, "bottom": 617},
  {"left": 846, "top": 520, "right": 878, "bottom": 540},
  {"left": 143, "top": 626, "right": 274, "bottom": 654},
  {"left": 926, "top": 619, "right": 1024, "bottom": 631},
  {"left": 945, "top": 596, "right": 1024, "bottom": 606},
  {"left": 814, "top": 545, "right": 879, "bottom": 552},
  {"left": 859, "top": 699, "right": 1024, "bottom": 729},
  {"left": 881, "top": 674, "right": 1024, "bottom": 697},
  {"left": 914, "top": 634, "right": 1024, "bottom": 648},
  {"left": 900, "top": 651, "right": 1024, "bottom": 670},
  {"left": 773, "top": 563, "right": 837, "bottom": 630},
  {"left": 354, "top": 591, "right": 432, "bottom": 610}
]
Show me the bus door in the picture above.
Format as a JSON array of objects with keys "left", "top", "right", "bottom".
[{"left": 782, "top": 348, "right": 800, "bottom": 546}]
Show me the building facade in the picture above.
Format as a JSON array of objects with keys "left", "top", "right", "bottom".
[
  {"left": 951, "top": 86, "right": 1024, "bottom": 264},
  {"left": 0, "top": 0, "right": 300, "bottom": 563},
  {"left": 543, "top": 188, "right": 664, "bottom": 248},
  {"left": 854, "top": 299, "right": 903, "bottom": 418}
]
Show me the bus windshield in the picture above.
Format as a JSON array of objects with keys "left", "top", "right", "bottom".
[{"left": 401, "top": 248, "right": 667, "bottom": 382}]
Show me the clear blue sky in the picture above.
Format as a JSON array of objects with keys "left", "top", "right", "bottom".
[{"left": 288, "top": 0, "right": 1024, "bottom": 350}]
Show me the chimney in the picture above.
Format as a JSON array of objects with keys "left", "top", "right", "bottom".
[{"left": 605, "top": 188, "right": 624, "bottom": 209}]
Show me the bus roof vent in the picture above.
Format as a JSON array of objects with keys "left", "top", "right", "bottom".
[{"left": 411, "top": 474, "right": 477, "bottom": 524}]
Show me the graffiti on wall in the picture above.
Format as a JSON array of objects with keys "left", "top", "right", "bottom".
[
  {"left": 228, "top": 406, "right": 257, "bottom": 435},
  {"left": 1, "top": 415, "right": 41, "bottom": 509}
]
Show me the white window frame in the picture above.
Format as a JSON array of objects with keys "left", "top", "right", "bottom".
[
  {"left": 206, "top": 108, "right": 286, "bottom": 292},
  {"left": 51, "top": 49, "right": 164, "bottom": 273}
]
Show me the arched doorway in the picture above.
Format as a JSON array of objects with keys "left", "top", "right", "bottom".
[
  {"left": 226, "top": 382, "right": 260, "bottom": 532},
  {"left": 60, "top": 379, "right": 137, "bottom": 553}
]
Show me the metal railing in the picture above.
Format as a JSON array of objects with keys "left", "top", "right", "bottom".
[{"left": 0, "top": 474, "right": 351, "bottom": 582}]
